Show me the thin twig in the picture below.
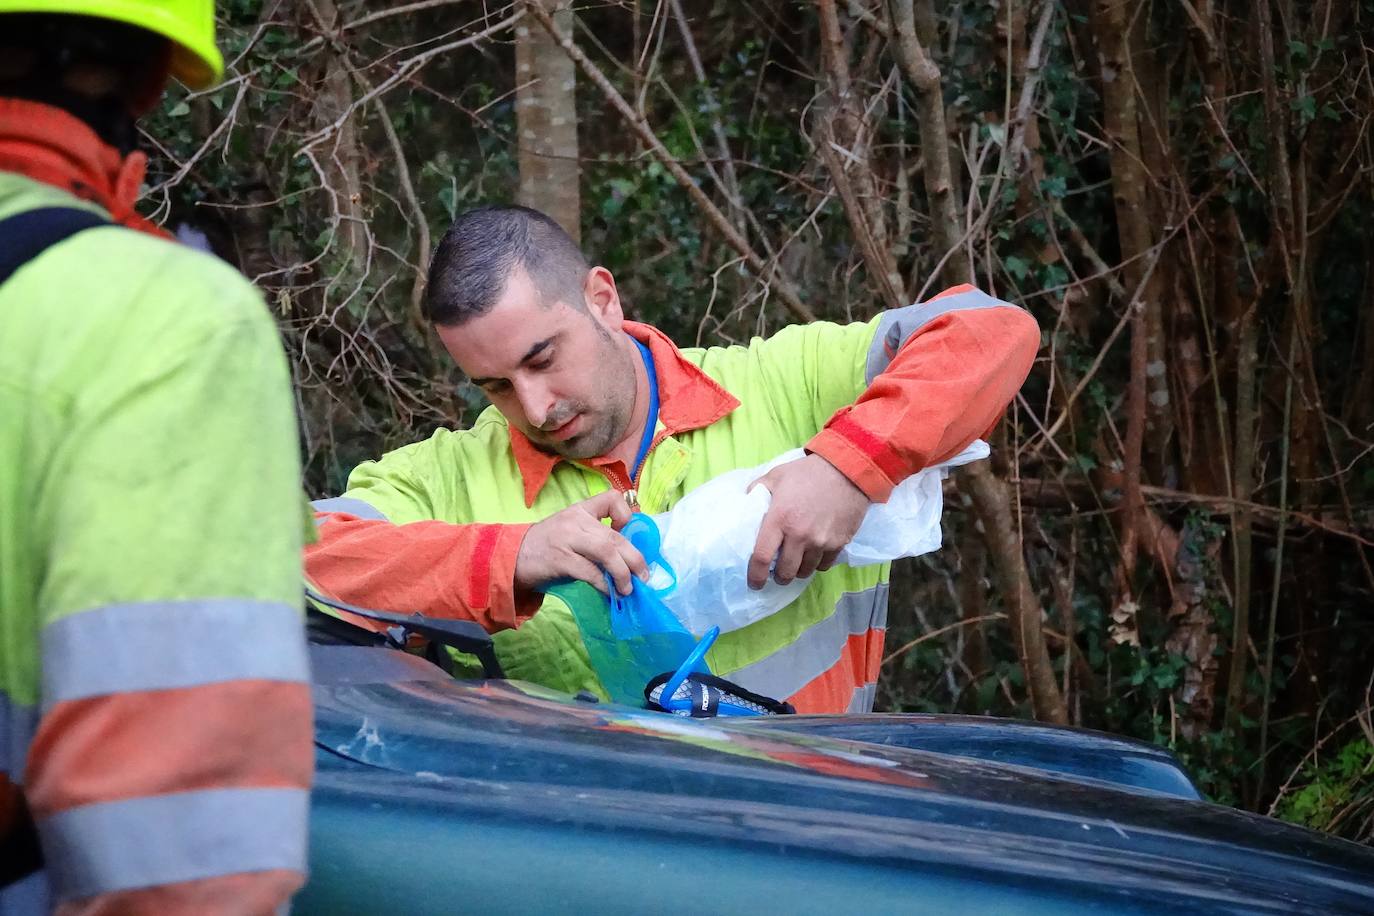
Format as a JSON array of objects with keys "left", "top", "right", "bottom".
[
  {"left": 1257, "top": 335, "right": 1297, "bottom": 796},
  {"left": 296, "top": 11, "right": 523, "bottom": 154},
  {"left": 669, "top": 0, "right": 747, "bottom": 232},
  {"left": 370, "top": 92, "right": 432, "bottom": 338},
  {"left": 883, "top": 614, "right": 1008, "bottom": 667},
  {"left": 524, "top": 0, "right": 817, "bottom": 322}
]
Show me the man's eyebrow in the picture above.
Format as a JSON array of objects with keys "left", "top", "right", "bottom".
[
  {"left": 519, "top": 337, "right": 556, "bottom": 365},
  {"left": 469, "top": 336, "right": 557, "bottom": 387}
]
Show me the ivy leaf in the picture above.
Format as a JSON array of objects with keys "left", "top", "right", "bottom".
[
  {"left": 1291, "top": 93, "right": 1317, "bottom": 128},
  {"left": 1039, "top": 175, "right": 1068, "bottom": 199}
]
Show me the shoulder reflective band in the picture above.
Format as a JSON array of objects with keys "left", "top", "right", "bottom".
[
  {"left": 310, "top": 496, "right": 388, "bottom": 521},
  {"left": 865, "top": 289, "right": 1022, "bottom": 384}
]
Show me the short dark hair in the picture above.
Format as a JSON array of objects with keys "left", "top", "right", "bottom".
[{"left": 425, "top": 205, "right": 590, "bottom": 326}]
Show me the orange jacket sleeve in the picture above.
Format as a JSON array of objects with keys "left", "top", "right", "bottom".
[
  {"left": 806, "top": 285, "right": 1040, "bottom": 502},
  {"left": 305, "top": 512, "right": 538, "bottom": 632}
]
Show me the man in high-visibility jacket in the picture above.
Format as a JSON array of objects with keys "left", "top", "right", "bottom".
[
  {"left": 0, "top": 3, "right": 312, "bottom": 912},
  {"left": 308, "top": 204, "right": 1039, "bottom": 713}
]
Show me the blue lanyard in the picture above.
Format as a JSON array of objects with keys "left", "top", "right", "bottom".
[{"left": 631, "top": 338, "right": 659, "bottom": 482}]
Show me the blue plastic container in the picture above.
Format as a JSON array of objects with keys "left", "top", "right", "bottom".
[{"left": 556, "top": 513, "right": 704, "bottom": 705}]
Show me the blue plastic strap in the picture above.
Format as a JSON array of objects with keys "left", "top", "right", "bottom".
[
  {"left": 657, "top": 626, "right": 720, "bottom": 707},
  {"left": 620, "top": 514, "right": 677, "bottom": 594},
  {"left": 630, "top": 338, "right": 659, "bottom": 482},
  {"left": 586, "top": 512, "right": 703, "bottom": 700}
]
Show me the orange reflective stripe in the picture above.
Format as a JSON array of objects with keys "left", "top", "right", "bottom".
[
  {"left": 25, "top": 680, "right": 312, "bottom": 818},
  {"left": 55, "top": 868, "right": 304, "bottom": 916},
  {"left": 861, "top": 623, "right": 886, "bottom": 678},
  {"left": 786, "top": 627, "right": 886, "bottom": 714}
]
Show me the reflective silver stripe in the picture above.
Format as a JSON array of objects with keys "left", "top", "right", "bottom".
[
  {"left": 1, "top": 689, "right": 39, "bottom": 781},
  {"left": 866, "top": 289, "right": 1022, "bottom": 383},
  {"left": 41, "top": 599, "right": 309, "bottom": 708},
  {"left": 40, "top": 786, "right": 309, "bottom": 900},
  {"left": 727, "top": 584, "right": 888, "bottom": 702},
  {"left": 847, "top": 682, "right": 878, "bottom": 713},
  {"left": 311, "top": 496, "right": 388, "bottom": 521},
  {"left": 870, "top": 589, "right": 890, "bottom": 630}
]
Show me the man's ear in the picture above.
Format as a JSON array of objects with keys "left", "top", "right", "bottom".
[{"left": 582, "top": 266, "right": 624, "bottom": 329}]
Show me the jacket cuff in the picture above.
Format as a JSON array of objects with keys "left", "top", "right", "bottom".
[
  {"left": 806, "top": 422, "right": 899, "bottom": 503},
  {"left": 470, "top": 522, "right": 537, "bottom": 628}
]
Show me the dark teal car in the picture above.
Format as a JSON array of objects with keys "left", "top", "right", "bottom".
[{"left": 298, "top": 614, "right": 1374, "bottom": 914}]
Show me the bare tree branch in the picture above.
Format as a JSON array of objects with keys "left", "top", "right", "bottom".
[{"left": 525, "top": 0, "right": 818, "bottom": 322}]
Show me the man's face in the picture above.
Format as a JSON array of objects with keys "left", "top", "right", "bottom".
[{"left": 436, "top": 267, "right": 638, "bottom": 460}]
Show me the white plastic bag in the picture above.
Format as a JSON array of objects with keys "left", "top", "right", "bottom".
[{"left": 655, "top": 440, "right": 989, "bottom": 635}]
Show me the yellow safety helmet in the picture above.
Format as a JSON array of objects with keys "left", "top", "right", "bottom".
[{"left": 0, "top": 0, "right": 223, "bottom": 89}]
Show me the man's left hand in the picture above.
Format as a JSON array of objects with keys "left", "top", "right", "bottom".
[{"left": 747, "top": 453, "right": 870, "bottom": 589}]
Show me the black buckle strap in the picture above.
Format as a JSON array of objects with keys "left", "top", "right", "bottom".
[
  {"left": 0, "top": 207, "right": 110, "bottom": 287},
  {"left": 305, "top": 587, "right": 505, "bottom": 679},
  {"left": 645, "top": 670, "right": 796, "bottom": 717},
  {"left": 0, "top": 206, "right": 113, "bottom": 892},
  {"left": 0, "top": 785, "right": 42, "bottom": 889}
]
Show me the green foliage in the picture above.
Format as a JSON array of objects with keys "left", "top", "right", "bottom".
[
  {"left": 1275, "top": 738, "right": 1374, "bottom": 843},
  {"left": 132, "top": 0, "right": 1374, "bottom": 839}
]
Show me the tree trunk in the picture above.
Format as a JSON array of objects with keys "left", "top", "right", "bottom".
[
  {"left": 889, "top": 0, "right": 1066, "bottom": 724},
  {"left": 957, "top": 503, "right": 988, "bottom": 684},
  {"left": 524, "top": 0, "right": 817, "bottom": 323},
  {"left": 816, "top": 0, "right": 904, "bottom": 307},
  {"left": 1126, "top": 7, "right": 1175, "bottom": 483},
  {"left": 1163, "top": 520, "right": 1222, "bottom": 740},
  {"left": 517, "top": 0, "right": 581, "bottom": 242},
  {"left": 889, "top": 0, "right": 963, "bottom": 291},
  {"left": 967, "top": 462, "right": 1069, "bottom": 724},
  {"left": 307, "top": 0, "right": 368, "bottom": 277},
  {"left": 1089, "top": 0, "right": 1169, "bottom": 643}
]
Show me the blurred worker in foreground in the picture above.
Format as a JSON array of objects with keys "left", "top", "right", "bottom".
[
  {"left": 308, "top": 204, "right": 1039, "bottom": 714},
  {"left": 0, "top": 2, "right": 312, "bottom": 912}
]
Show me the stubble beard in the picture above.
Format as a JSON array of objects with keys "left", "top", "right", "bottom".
[{"left": 548, "top": 334, "right": 637, "bottom": 460}]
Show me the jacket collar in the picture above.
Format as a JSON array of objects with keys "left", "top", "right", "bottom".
[
  {"left": 0, "top": 98, "right": 167, "bottom": 237},
  {"left": 509, "top": 320, "right": 740, "bottom": 506}
]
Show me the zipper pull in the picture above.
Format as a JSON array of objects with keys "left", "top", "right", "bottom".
[{"left": 623, "top": 488, "right": 640, "bottom": 511}]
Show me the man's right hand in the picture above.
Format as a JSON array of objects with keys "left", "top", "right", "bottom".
[{"left": 514, "top": 491, "right": 650, "bottom": 597}]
